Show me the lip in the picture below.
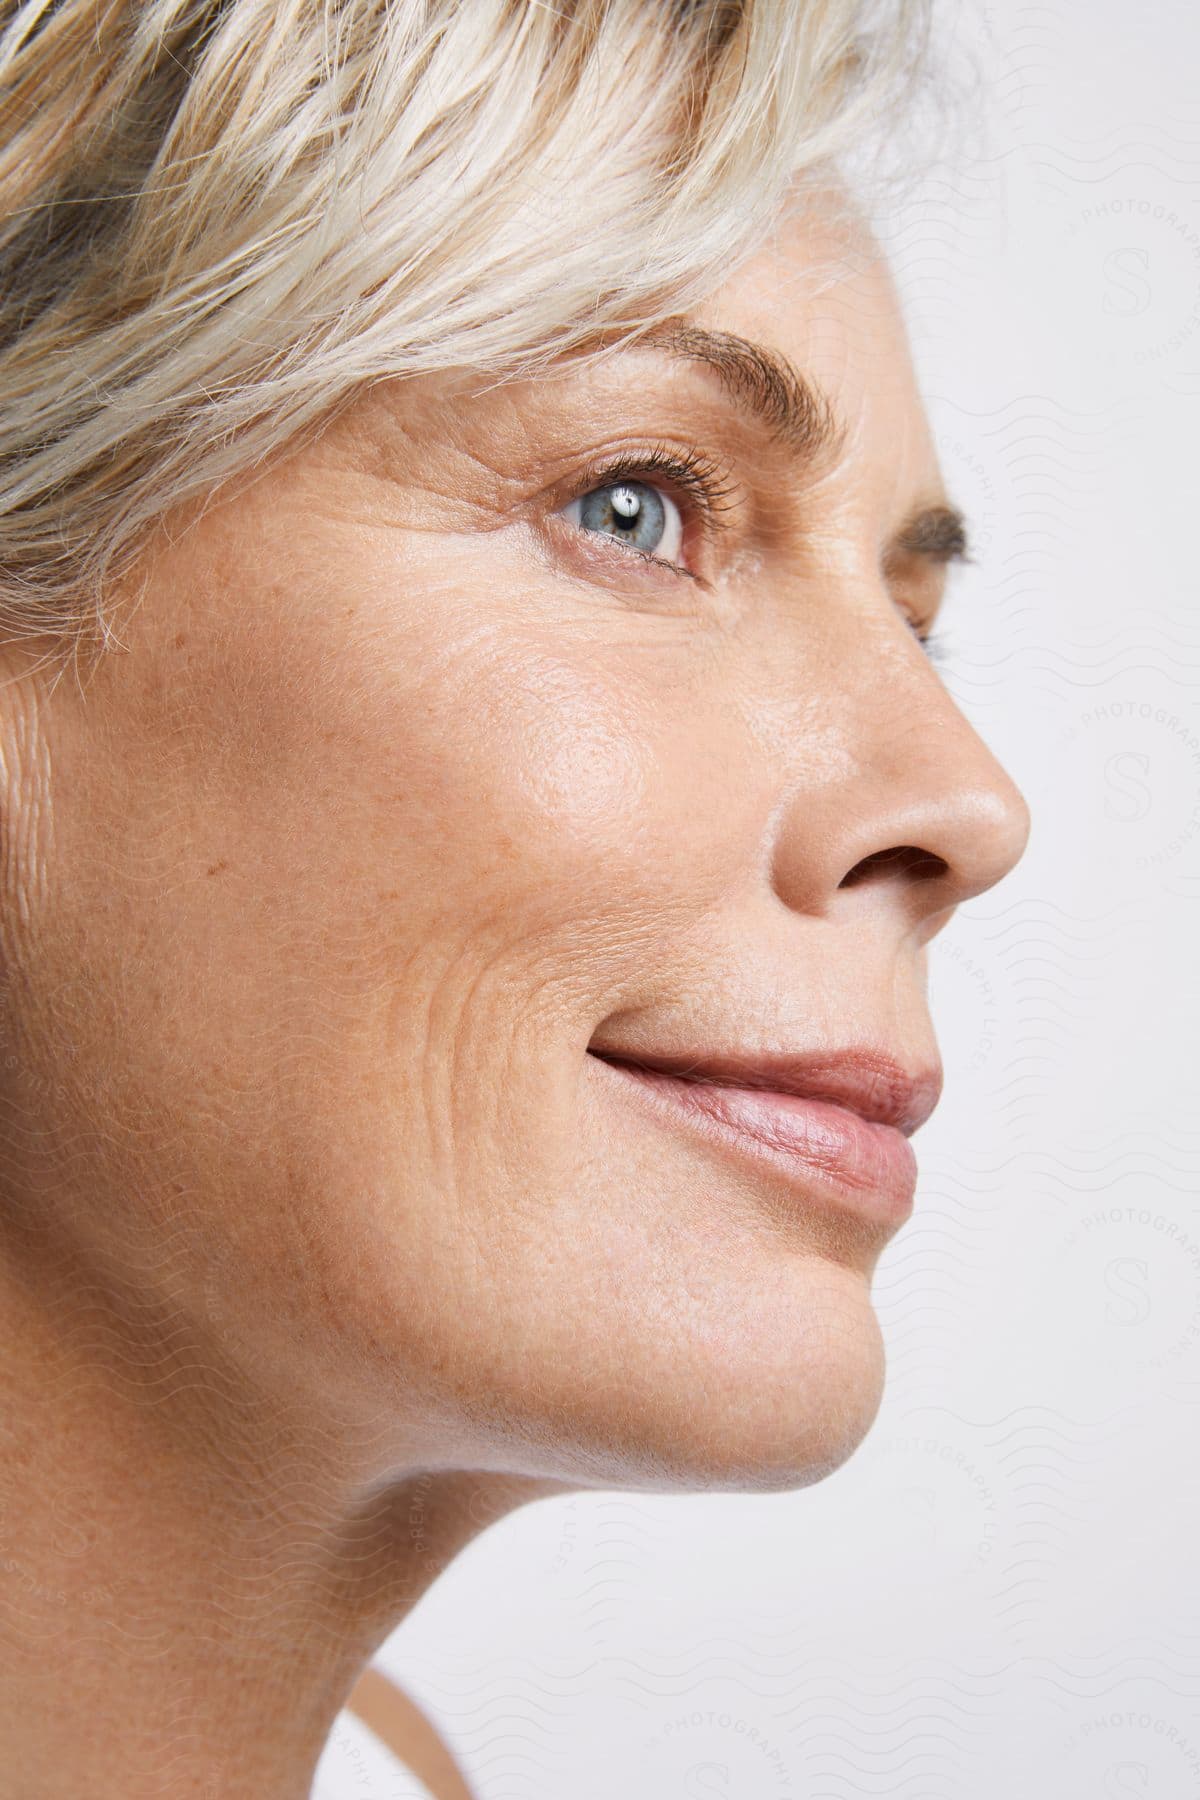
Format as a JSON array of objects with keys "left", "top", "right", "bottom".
[
  {"left": 587, "top": 1049, "right": 938, "bottom": 1228},
  {"left": 589, "top": 1047, "right": 942, "bottom": 1136}
]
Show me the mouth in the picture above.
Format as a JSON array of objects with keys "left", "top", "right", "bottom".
[{"left": 586, "top": 1049, "right": 934, "bottom": 1229}]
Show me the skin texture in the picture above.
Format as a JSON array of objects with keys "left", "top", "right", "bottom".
[{"left": 0, "top": 190, "right": 1029, "bottom": 1798}]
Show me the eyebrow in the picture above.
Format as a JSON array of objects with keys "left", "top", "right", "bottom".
[
  {"left": 634, "top": 321, "right": 970, "bottom": 569},
  {"left": 639, "top": 319, "right": 843, "bottom": 464},
  {"left": 886, "top": 502, "right": 971, "bottom": 569}
]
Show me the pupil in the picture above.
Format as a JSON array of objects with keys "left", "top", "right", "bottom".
[{"left": 577, "top": 480, "right": 665, "bottom": 554}]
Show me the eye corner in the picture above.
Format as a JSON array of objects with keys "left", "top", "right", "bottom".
[{"left": 912, "top": 616, "right": 953, "bottom": 667}]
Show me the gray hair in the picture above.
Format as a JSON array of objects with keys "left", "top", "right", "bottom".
[{"left": 0, "top": 0, "right": 930, "bottom": 665}]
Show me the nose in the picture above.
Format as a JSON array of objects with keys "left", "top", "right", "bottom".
[{"left": 764, "top": 633, "right": 1031, "bottom": 934}]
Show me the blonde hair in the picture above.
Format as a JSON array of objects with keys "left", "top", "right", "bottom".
[{"left": 0, "top": 0, "right": 929, "bottom": 665}]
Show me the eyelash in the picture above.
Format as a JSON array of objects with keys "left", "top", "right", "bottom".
[
  {"left": 561, "top": 443, "right": 739, "bottom": 581},
  {"left": 914, "top": 620, "right": 952, "bottom": 667},
  {"left": 560, "top": 446, "right": 953, "bottom": 669}
]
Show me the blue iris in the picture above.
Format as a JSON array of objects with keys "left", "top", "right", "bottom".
[{"left": 578, "top": 481, "right": 666, "bottom": 554}]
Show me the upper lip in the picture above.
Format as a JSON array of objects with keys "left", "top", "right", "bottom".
[{"left": 587, "top": 1045, "right": 943, "bottom": 1137}]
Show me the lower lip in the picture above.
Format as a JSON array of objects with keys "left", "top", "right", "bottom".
[{"left": 589, "top": 1055, "right": 918, "bottom": 1227}]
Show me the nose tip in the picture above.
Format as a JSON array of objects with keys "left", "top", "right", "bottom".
[
  {"left": 987, "top": 774, "right": 1033, "bottom": 889},
  {"left": 890, "top": 774, "right": 1031, "bottom": 912},
  {"left": 768, "top": 694, "right": 1033, "bottom": 926}
]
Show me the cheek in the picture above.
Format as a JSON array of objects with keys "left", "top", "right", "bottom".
[
  {"left": 140, "top": 496, "right": 773, "bottom": 971},
  {"left": 190, "top": 567, "right": 748, "bottom": 961},
  {"left": 15, "top": 527, "right": 895, "bottom": 1495},
  {"left": 37, "top": 523, "right": 817, "bottom": 1458},
  {"left": 497, "top": 652, "right": 651, "bottom": 850},
  {"left": 385, "top": 632, "right": 662, "bottom": 917}
]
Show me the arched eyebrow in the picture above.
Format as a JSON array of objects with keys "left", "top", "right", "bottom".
[
  {"left": 637, "top": 320, "right": 844, "bottom": 463},
  {"left": 607, "top": 320, "right": 970, "bottom": 568}
]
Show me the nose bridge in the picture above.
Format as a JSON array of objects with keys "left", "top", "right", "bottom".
[{"left": 763, "top": 633, "right": 1031, "bottom": 922}]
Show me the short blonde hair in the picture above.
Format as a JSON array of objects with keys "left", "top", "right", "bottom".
[{"left": 0, "top": 0, "right": 929, "bottom": 663}]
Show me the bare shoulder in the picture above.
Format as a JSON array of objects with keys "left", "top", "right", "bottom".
[{"left": 345, "top": 1666, "right": 478, "bottom": 1800}]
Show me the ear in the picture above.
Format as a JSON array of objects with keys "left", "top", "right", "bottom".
[{"left": 0, "top": 640, "right": 61, "bottom": 1041}]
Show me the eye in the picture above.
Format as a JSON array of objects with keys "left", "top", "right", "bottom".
[
  {"left": 548, "top": 445, "right": 739, "bottom": 584},
  {"left": 560, "top": 479, "right": 684, "bottom": 564},
  {"left": 913, "top": 620, "right": 951, "bottom": 667}
]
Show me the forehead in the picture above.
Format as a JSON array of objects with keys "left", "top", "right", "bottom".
[{"left": 685, "top": 188, "right": 938, "bottom": 483}]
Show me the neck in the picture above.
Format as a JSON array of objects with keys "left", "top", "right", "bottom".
[{"left": 0, "top": 1232, "right": 558, "bottom": 1799}]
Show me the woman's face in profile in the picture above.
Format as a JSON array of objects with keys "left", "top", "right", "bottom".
[{"left": 15, "top": 190, "right": 1029, "bottom": 1496}]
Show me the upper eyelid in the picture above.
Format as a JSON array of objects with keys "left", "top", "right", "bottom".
[
  {"left": 562, "top": 446, "right": 741, "bottom": 516},
  {"left": 553, "top": 446, "right": 744, "bottom": 575}
]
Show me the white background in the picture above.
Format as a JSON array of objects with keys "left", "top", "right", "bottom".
[{"left": 315, "top": 3, "right": 1200, "bottom": 1794}]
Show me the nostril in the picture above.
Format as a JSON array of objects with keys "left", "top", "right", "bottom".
[{"left": 838, "top": 844, "right": 949, "bottom": 888}]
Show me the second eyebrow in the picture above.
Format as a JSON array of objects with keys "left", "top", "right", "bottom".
[{"left": 887, "top": 504, "right": 971, "bottom": 567}]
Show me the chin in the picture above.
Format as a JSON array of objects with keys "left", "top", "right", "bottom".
[
  {"left": 653, "top": 1316, "right": 886, "bottom": 1496},
  {"left": 500, "top": 1262, "right": 888, "bottom": 1499}
]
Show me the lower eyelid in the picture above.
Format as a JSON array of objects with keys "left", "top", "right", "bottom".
[
  {"left": 541, "top": 506, "right": 701, "bottom": 586},
  {"left": 557, "top": 486, "right": 700, "bottom": 574}
]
